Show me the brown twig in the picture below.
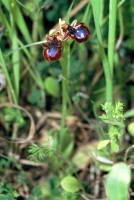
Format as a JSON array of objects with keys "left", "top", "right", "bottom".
[
  {"left": 7, "top": 85, "right": 13, "bottom": 103},
  {"left": 88, "top": 68, "right": 103, "bottom": 95},
  {"left": 17, "top": 159, "right": 47, "bottom": 167},
  {"left": 43, "top": 0, "right": 89, "bottom": 39}
]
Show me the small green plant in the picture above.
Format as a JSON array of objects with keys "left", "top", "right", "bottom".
[
  {"left": 0, "top": 183, "right": 19, "bottom": 200},
  {"left": 28, "top": 143, "right": 56, "bottom": 162},
  {"left": 98, "top": 101, "right": 125, "bottom": 152},
  {"left": 100, "top": 101, "right": 124, "bottom": 126}
]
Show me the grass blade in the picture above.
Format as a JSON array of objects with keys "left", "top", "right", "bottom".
[
  {"left": 1, "top": 0, "right": 31, "bottom": 43},
  {"left": 0, "top": 8, "right": 12, "bottom": 38},
  {"left": 12, "top": 32, "right": 20, "bottom": 99},
  {"left": 0, "top": 49, "right": 17, "bottom": 104},
  {"left": 90, "top": 0, "right": 112, "bottom": 102},
  {"left": 82, "top": 2, "right": 91, "bottom": 23},
  {"left": 66, "top": 0, "right": 75, "bottom": 23}
]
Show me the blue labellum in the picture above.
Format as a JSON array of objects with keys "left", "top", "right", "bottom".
[
  {"left": 75, "top": 28, "right": 87, "bottom": 39},
  {"left": 48, "top": 46, "right": 57, "bottom": 57}
]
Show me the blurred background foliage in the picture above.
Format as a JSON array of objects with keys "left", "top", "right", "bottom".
[
  {"left": 0, "top": 0, "right": 134, "bottom": 109},
  {"left": 0, "top": 0, "right": 134, "bottom": 199}
]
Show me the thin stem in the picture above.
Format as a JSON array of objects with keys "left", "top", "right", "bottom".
[
  {"left": 60, "top": 42, "right": 70, "bottom": 131},
  {"left": 73, "top": 98, "right": 91, "bottom": 125},
  {"left": 108, "top": 0, "right": 117, "bottom": 78},
  {"left": 124, "top": 145, "right": 134, "bottom": 163},
  {"left": 6, "top": 40, "right": 47, "bottom": 57},
  {"left": 117, "top": 0, "right": 126, "bottom": 8},
  {"left": 67, "top": 43, "right": 71, "bottom": 79},
  {"left": 61, "top": 67, "right": 68, "bottom": 129}
]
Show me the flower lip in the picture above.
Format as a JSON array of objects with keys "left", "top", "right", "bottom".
[
  {"left": 47, "top": 46, "right": 57, "bottom": 57},
  {"left": 61, "top": 21, "right": 90, "bottom": 43},
  {"left": 75, "top": 28, "right": 88, "bottom": 39},
  {"left": 42, "top": 35, "right": 62, "bottom": 62},
  {"left": 43, "top": 47, "right": 62, "bottom": 62},
  {"left": 75, "top": 25, "right": 90, "bottom": 43}
]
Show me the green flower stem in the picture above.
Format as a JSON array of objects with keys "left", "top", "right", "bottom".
[
  {"left": 66, "top": 43, "right": 71, "bottom": 79},
  {"left": 108, "top": 0, "right": 117, "bottom": 78},
  {"left": 61, "top": 73, "right": 67, "bottom": 130},
  {"left": 60, "top": 42, "right": 70, "bottom": 131}
]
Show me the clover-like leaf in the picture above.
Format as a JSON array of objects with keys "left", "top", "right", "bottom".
[
  {"left": 61, "top": 176, "right": 81, "bottom": 193},
  {"left": 44, "top": 76, "right": 60, "bottom": 97}
]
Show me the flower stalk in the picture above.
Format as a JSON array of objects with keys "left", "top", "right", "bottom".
[{"left": 60, "top": 42, "right": 70, "bottom": 131}]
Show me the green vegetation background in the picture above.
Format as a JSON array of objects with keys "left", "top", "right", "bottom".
[{"left": 0, "top": 0, "right": 134, "bottom": 199}]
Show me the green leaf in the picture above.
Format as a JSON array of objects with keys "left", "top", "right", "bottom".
[
  {"left": 44, "top": 77, "right": 60, "bottom": 97},
  {"left": 97, "top": 140, "right": 110, "bottom": 150},
  {"left": 66, "top": 0, "right": 75, "bottom": 23},
  {"left": 0, "top": 195, "right": 7, "bottom": 200},
  {"left": 124, "top": 38, "right": 134, "bottom": 50},
  {"left": 117, "top": 0, "right": 126, "bottom": 8},
  {"left": 90, "top": 0, "right": 101, "bottom": 42},
  {"left": 6, "top": 194, "right": 14, "bottom": 200},
  {"left": 90, "top": 0, "right": 111, "bottom": 102},
  {"left": 82, "top": 2, "right": 91, "bottom": 23},
  {"left": 61, "top": 136, "right": 74, "bottom": 158},
  {"left": 1, "top": 0, "right": 31, "bottom": 43},
  {"left": 28, "top": 89, "right": 41, "bottom": 104},
  {"left": 99, "top": 115, "right": 109, "bottom": 123},
  {"left": 127, "top": 122, "right": 134, "bottom": 136},
  {"left": 105, "top": 163, "right": 131, "bottom": 200},
  {"left": 110, "top": 121, "right": 125, "bottom": 127},
  {"left": 98, "top": 163, "right": 112, "bottom": 172},
  {"left": 59, "top": 128, "right": 74, "bottom": 158},
  {"left": 0, "top": 8, "right": 12, "bottom": 38},
  {"left": 0, "top": 194, "right": 14, "bottom": 200},
  {"left": 4, "top": 114, "right": 14, "bottom": 122},
  {"left": 10, "top": 0, "right": 31, "bottom": 43},
  {"left": 12, "top": 28, "right": 20, "bottom": 98},
  {"left": 124, "top": 109, "right": 134, "bottom": 118},
  {"left": 111, "top": 140, "right": 119, "bottom": 153},
  {"left": 0, "top": 49, "right": 17, "bottom": 104},
  {"left": 61, "top": 176, "right": 81, "bottom": 193}
]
